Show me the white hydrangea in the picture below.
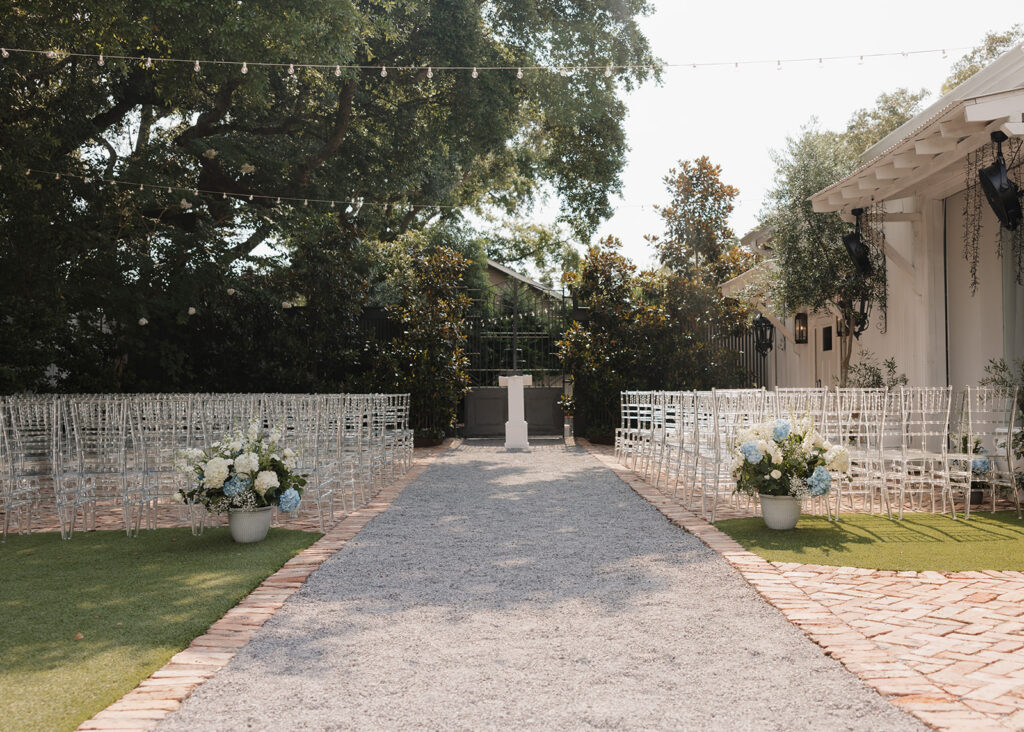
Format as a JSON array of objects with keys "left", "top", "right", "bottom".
[
  {"left": 254, "top": 470, "right": 279, "bottom": 496},
  {"left": 203, "top": 457, "right": 231, "bottom": 489},
  {"left": 234, "top": 452, "right": 260, "bottom": 476},
  {"left": 246, "top": 421, "right": 260, "bottom": 441},
  {"left": 269, "top": 429, "right": 282, "bottom": 444},
  {"left": 229, "top": 440, "right": 242, "bottom": 452}
]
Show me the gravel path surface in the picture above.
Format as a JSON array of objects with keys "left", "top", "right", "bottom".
[{"left": 160, "top": 443, "right": 923, "bottom": 731}]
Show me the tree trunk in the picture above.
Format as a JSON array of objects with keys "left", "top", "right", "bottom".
[{"left": 838, "top": 311, "right": 854, "bottom": 387}]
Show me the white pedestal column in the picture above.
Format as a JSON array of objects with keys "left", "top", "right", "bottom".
[{"left": 498, "top": 374, "right": 532, "bottom": 449}]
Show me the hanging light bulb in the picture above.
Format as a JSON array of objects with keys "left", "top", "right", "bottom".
[
  {"left": 241, "top": 61, "right": 248, "bottom": 74},
  {"left": 605, "top": 64, "right": 612, "bottom": 77},
  {"left": 426, "top": 66, "right": 433, "bottom": 79},
  {"left": 380, "top": 66, "right": 387, "bottom": 77},
  {"left": 138, "top": 183, "right": 143, "bottom": 190},
  {"left": 249, "top": 194, "right": 254, "bottom": 201},
  {"left": 941, "top": 49, "right": 947, "bottom": 59},
  {"left": 335, "top": 65, "right": 341, "bottom": 76},
  {"left": 516, "top": 67, "right": 523, "bottom": 79},
  {"left": 330, "top": 200, "right": 335, "bottom": 208},
  {"left": 222, "top": 191, "right": 227, "bottom": 198},
  {"left": 145, "top": 57, "right": 152, "bottom": 68},
  {"left": 194, "top": 59, "right": 200, "bottom": 71},
  {"left": 471, "top": 67, "right": 478, "bottom": 78},
  {"left": 858, "top": 55, "right": 864, "bottom": 65},
  {"left": 167, "top": 186, "right": 172, "bottom": 193},
  {"left": 303, "top": 199, "right": 308, "bottom": 206},
  {"left": 276, "top": 197, "right": 281, "bottom": 204},
  {"left": 55, "top": 173, "right": 60, "bottom": 180},
  {"left": 776, "top": 60, "right": 782, "bottom": 71},
  {"left": 98, "top": 54, "right": 104, "bottom": 66},
  {"left": 288, "top": 63, "right": 295, "bottom": 75},
  {"left": 818, "top": 57, "right": 823, "bottom": 68},
  {"left": 1, "top": 48, "right": 8, "bottom": 59},
  {"left": 192, "top": 188, "right": 198, "bottom": 196}
]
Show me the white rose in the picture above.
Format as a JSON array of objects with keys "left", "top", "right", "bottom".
[
  {"left": 138, "top": 317, "right": 148, "bottom": 326},
  {"left": 771, "top": 470, "right": 782, "bottom": 479},
  {"left": 254, "top": 470, "right": 279, "bottom": 496},
  {"left": 187, "top": 306, "right": 196, "bottom": 316}
]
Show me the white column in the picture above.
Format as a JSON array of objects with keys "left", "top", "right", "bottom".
[{"left": 498, "top": 374, "right": 532, "bottom": 449}]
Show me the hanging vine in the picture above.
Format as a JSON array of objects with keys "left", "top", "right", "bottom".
[
  {"left": 863, "top": 201, "right": 888, "bottom": 333},
  {"left": 1005, "top": 137, "right": 1024, "bottom": 285},
  {"left": 963, "top": 136, "right": 1024, "bottom": 292}
]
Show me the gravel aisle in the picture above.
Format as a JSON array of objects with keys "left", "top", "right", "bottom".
[{"left": 160, "top": 443, "right": 922, "bottom": 731}]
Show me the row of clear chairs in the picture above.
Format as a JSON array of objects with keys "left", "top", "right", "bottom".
[
  {"left": 1, "top": 393, "right": 413, "bottom": 540},
  {"left": 615, "top": 386, "right": 1021, "bottom": 523}
]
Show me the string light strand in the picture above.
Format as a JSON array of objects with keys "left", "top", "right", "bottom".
[{"left": 0, "top": 44, "right": 980, "bottom": 76}]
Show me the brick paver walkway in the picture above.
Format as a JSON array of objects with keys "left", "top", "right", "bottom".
[{"left": 582, "top": 440, "right": 1024, "bottom": 731}]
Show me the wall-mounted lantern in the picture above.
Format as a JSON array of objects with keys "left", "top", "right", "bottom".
[
  {"left": 753, "top": 314, "right": 775, "bottom": 357},
  {"left": 794, "top": 312, "right": 809, "bottom": 344}
]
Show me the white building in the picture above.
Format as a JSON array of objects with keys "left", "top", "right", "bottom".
[{"left": 725, "top": 46, "right": 1024, "bottom": 388}]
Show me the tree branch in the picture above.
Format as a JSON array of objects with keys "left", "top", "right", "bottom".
[
  {"left": 96, "top": 136, "right": 118, "bottom": 179},
  {"left": 294, "top": 80, "right": 358, "bottom": 186},
  {"left": 174, "top": 79, "right": 243, "bottom": 146},
  {"left": 219, "top": 224, "right": 274, "bottom": 265}
]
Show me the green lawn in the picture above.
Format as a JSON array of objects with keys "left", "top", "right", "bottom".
[
  {"left": 0, "top": 527, "right": 319, "bottom": 732},
  {"left": 715, "top": 511, "right": 1024, "bottom": 572}
]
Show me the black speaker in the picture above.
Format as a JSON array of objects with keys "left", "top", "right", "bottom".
[
  {"left": 979, "top": 131, "right": 1022, "bottom": 231},
  {"left": 843, "top": 208, "right": 873, "bottom": 277}
]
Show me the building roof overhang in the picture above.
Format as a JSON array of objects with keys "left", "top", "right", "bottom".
[{"left": 811, "top": 45, "right": 1024, "bottom": 215}]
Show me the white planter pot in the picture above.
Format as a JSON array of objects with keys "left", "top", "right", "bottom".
[
  {"left": 228, "top": 506, "right": 273, "bottom": 543},
  {"left": 759, "top": 494, "right": 801, "bottom": 530}
]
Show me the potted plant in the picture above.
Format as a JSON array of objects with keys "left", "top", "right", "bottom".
[
  {"left": 732, "top": 419, "right": 850, "bottom": 530},
  {"left": 559, "top": 394, "right": 575, "bottom": 436},
  {"left": 175, "top": 423, "right": 307, "bottom": 543}
]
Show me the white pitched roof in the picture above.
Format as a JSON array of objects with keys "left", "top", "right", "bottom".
[{"left": 811, "top": 44, "right": 1024, "bottom": 214}]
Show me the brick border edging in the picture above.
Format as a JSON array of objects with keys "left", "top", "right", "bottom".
[
  {"left": 77, "top": 439, "right": 456, "bottom": 732},
  {"left": 577, "top": 439, "right": 1007, "bottom": 732}
]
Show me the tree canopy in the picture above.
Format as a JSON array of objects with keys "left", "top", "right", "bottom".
[{"left": 0, "top": 0, "right": 657, "bottom": 395}]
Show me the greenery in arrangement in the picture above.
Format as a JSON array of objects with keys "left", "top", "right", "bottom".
[
  {"left": 0, "top": 1, "right": 657, "bottom": 415},
  {"left": 716, "top": 512, "right": 1024, "bottom": 572},
  {"left": 559, "top": 158, "right": 753, "bottom": 439},
  {"left": 731, "top": 419, "right": 850, "bottom": 499},
  {"left": 175, "top": 423, "right": 306, "bottom": 513},
  {"left": 0, "top": 527, "right": 318, "bottom": 732}
]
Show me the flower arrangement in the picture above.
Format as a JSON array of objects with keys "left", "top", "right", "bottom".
[
  {"left": 732, "top": 419, "right": 850, "bottom": 499},
  {"left": 175, "top": 423, "right": 306, "bottom": 514}
]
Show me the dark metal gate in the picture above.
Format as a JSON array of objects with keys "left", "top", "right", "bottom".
[{"left": 461, "top": 272, "right": 567, "bottom": 436}]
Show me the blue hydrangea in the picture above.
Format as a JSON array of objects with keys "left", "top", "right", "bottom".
[
  {"left": 972, "top": 456, "right": 991, "bottom": 475},
  {"left": 278, "top": 488, "right": 301, "bottom": 514},
  {"left": 772, "top": 419, "right": 791, "bottom": 442},
  {"left": 740, "top": 441, "right": 764, "bottom": 465},
  {"left": 222, "top": 474, "right": 252, "bottom": 498},
  {"left": 807, "top": 465, "right": 832, "bottom": 497}
]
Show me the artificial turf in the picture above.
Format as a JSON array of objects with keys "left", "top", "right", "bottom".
[
  {"left": 0, "top": 526, "right": 320, "bottom": 732},
  {"left": 714, "top": 511, "right": 1024, "bottom": 572}
]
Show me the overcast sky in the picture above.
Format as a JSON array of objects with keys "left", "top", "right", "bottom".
[{"left": 579, "top": 1, "right": 1023, "bottom": 269}]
